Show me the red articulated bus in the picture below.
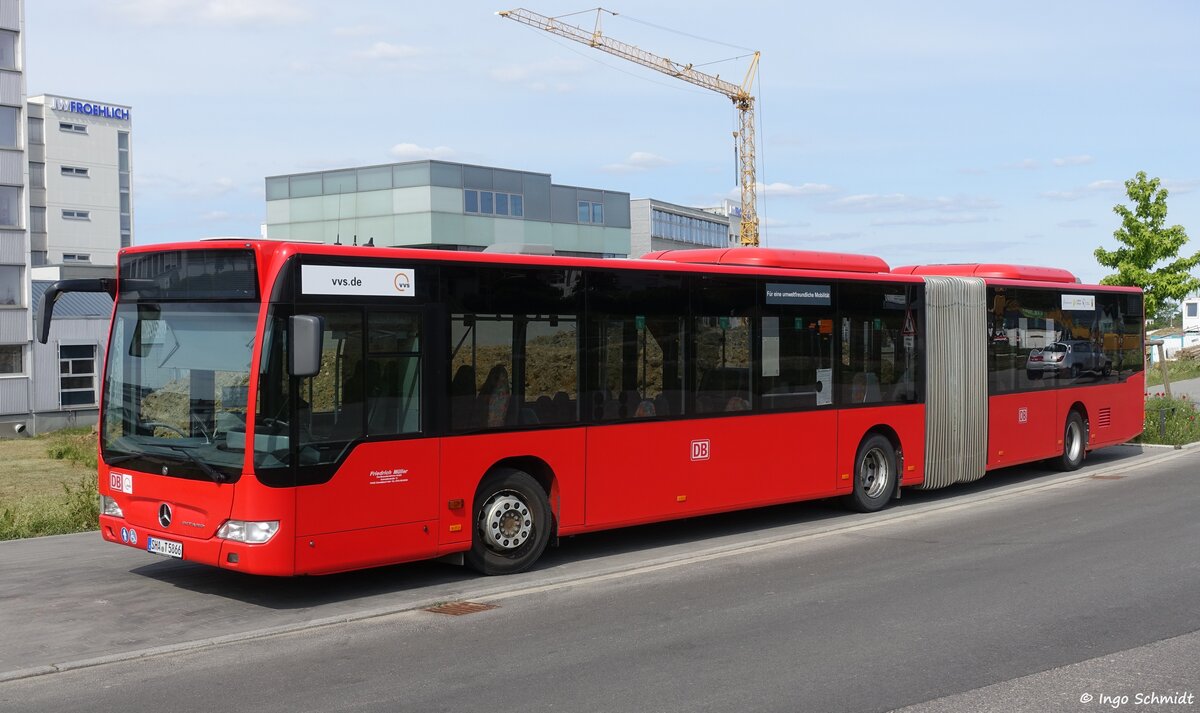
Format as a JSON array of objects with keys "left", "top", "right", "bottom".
[{"left": 37, "top": 241, "right": 1144, "bottom": 576}]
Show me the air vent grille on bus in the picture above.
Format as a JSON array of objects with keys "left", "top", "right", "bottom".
[{"left": 1098, "top": 407, "right": 1112, "bottom": 428}]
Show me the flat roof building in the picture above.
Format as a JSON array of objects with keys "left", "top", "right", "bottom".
[
  {"left": 28, "top": 93, "right": 133, "bottom": 267},
  {"left": 630, "top": 198, "right": 735, "bottom": 257},
  {"left": 265, "top": 161, "right": 631, "bottom": 258}
]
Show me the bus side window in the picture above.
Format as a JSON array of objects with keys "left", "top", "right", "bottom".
[{"left": 366, "top": 312, "right": 421, "bottom": 436}]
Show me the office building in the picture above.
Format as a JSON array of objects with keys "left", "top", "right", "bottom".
[
  {"left": 27, "top": 93, "right": 133, "bottom": 267},
  {"left": 629, "top": 198, "right": 735, "bottom": 256},
  {"left": 265, "top": 161, "right": 631, "bottom": 257},
  {"left": 0, "top": 0, "right": 28, "bottom": 435}
]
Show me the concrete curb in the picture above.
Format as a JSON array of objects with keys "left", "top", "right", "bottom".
[{"left": 1, "top": 444, "right": 1195, "bottom": 684}]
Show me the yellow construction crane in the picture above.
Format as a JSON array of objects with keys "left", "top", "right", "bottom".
[{"left": 498, "top": 7, "right": 761, "bottom": 247}]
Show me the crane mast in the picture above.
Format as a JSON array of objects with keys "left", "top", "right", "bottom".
[{"left": 498, "top": 7, "right": 761, "bottom": 247}]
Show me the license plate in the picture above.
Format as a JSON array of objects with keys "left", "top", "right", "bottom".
[{"left": 146, "top": 537, "right": 183, "bottom": 559}]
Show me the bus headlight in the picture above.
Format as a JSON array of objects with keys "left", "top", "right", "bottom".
[
  {"left": 216, "top": 520, "right": 280, "bottom": 544},
  {"left": 100, "top": 495, "right": 124, "bottom": 518}
]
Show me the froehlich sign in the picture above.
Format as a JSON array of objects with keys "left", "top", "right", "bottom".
[{"left": 49, "top": 96, "right": 131, "bottom": 122}]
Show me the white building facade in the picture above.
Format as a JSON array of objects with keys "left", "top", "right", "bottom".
[
  {"left": 27, "top": 94, "right": 132, "bottom": 267},
  {"left": 1183, "top": 294, "right": 1200, "bottom": 334},
  {"left": 0, "top": 0, "right": 28, "bottom": 435}
]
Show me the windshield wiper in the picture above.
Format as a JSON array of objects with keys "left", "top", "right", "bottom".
[
  {"left": 105, "top": 453, "right": 144, "bottom": 466},
  {"left": 164, "top": 445, "right": 228, "bottom": 484}
]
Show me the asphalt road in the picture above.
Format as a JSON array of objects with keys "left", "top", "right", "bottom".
[{"left": 1, "top": 444, "right": 1197, "bottom": 712}]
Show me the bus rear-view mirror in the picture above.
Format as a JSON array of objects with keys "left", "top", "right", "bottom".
[{"left": 289, "top": 315, "right": 324, "bottom": 378}]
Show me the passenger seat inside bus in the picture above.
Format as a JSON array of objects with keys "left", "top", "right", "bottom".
[
  {"left": 478, "top": 365, "right": 513, "bottom": 428},
  {"left": 451, "top": 365, "right": 476, "bottom": 430}
]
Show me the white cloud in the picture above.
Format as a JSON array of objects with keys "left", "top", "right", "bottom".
[
  {"left": 823, "top": 193, "right": 999, "bottom": 214},
  {"left": 201, "top": 210, "right": 231, "bottom": 221},
  {"left": 601, "top": 152, "right": 674, "bottom": 174},
  {"left": 389, "top": 143, "right": 456, "bottom": 161},
  {"left": 354, "top": 42, "right": 421, "bottom": 61},
  {"left": 1052, "top": 154, "right": 1094, "bottom": 167},
  {"left": 759, "top": 182, "right": 838, "bottom": 198},
  {"left": 1003, "top": 159, "right": 1040, "bottom": 170},
  {"left": 489, "top": 58, "right": 588, "bottom": 92},
  {"left": 113, "top": 0, "right": 309, "bottom": 26},
  {"left": 140, "top": 174, "right": 241, "bottom": 199},
  {"left": 1162, "top": 178, "right": 1200, "bottom": 195},
  {"left": 871, "top": 214, "right": 991, "bottom": 226},
  {"left": 1057, "top": 219, "right": 1096, "bottom": 229},
  {"left": 334, "top": 25, "right": 377, "bottom": 37},
  {"left": 1041, "top": 179, "right": 1122, "bottom": 201},
  {"left": 881, "top": 240, "right": 1027, "bottom": 255}
]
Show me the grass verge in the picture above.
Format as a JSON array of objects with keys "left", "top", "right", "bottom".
[
  {"left": 1141, "top": 396, "right": 1200, "bottom": 446},
  {"left": 0, "top": 428, "right": 100, "bottom": 541},
  {"left": 1145, "top": 359, "right": 1200, "bottom": 387}
]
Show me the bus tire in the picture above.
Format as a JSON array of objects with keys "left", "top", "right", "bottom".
[
  {"left": 466, "top": 468, "right": 552, "bottom": 575},
  {"left": 843, "top": 433, "right": 896, "bottom": 513},
  {"left": 1053, "top": 411, "right": 1087, "bottom": 472}
]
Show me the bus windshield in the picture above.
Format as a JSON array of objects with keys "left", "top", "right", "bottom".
[{"left": 102, "top": 300, "right": 259, "bottom": 481}]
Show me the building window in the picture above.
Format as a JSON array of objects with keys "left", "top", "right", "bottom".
[
  {"left": 464, "top": 190, "right": 524, "bottom": 218},
  {"left": 30, "top": 162, "right": 45, "bottom": 189},
  {"left": 59, "top": 344, "right": 97, "bottom": 407},
  {"left": 578, "top": 201, "right": 604, "bottom": 224},
  {"left": 61, "top": 166, "right": 90, "bottom": 177},
  {"left": 62, "top": 209, "right": 90, "bottom": 220},
  {"left": 0, "top": 344, "right": 22, "bottom": 375},
  {"left": 0, "top": 106, "right": 18, "bottom": 148},
  {"left": 119, "top": 131, "right": 132, "bottom": 247},
  {"left": 28, "top": 117, "right": 44, "bottom": 145},
  {"left": 1188, "top": 303, "right": 1198, "bottom": 318},
  {"left": 0, "top": 265, "right": 19, "bottom": 305},
  {"left": 63, "top": 253, "right": 91, "bottom": 263},
  {"left": 0, "top": 185, "right": 19, "bottom": 227},
  {"left": 0, "top": 30, "right": 16, "bottom": 71},
  {"left": 59, "top": 122, "right": 87, "bottom": 134},
  {"left": 30, "top": 206, "right": 45, "bottom": 233}
]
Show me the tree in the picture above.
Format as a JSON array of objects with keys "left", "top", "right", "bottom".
[{"left": 1094, "top": 171, "right": 1200, "bottom": 322}]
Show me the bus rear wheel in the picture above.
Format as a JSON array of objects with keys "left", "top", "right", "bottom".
[
  {"left": 1053, "top": 411, "right": 1087, "bottom": 471},
  {"left": 466, "top": 468, "right": 551, "bottom": 575},
  {"left": 843, "top": 434, "right": 896, "bottom": 513}
]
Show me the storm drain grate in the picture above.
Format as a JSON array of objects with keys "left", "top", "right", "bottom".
[
  {"left": 424, "top": 601, "right": 499, "bottom": 616},
  {"left": 1090, "top": 474, "right": 1126, "bottom": 480}
]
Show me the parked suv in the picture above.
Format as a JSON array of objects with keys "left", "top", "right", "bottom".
[{"left": 1026, "top": 340, "right": 1112, "bottom": 379}]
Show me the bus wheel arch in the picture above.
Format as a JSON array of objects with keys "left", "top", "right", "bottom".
[
  {"left": 1053, "top": 404, "right": 1089, "bottom": 472},
  {"left": 465, "top": 458, "right": 556, "bottom": 575},
  {"left": 843, "top": 427, "right": 902, "bottom": 513}
]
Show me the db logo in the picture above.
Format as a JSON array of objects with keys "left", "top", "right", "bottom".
[
  {"left": 109, "top": 472, "right": 132, "bottom": 494},
  {"left": 1018, "top": 407, "right": 1029, "bottom": 424},
  {"left": 691, "top": 439, "right": 710, "bottom": 461}
]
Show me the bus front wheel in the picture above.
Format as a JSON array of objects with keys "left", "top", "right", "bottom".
[
  {"left": 1053, "top": 411, "right": 1087, "bottom": 472},
  {"left": 843, "top": 433, "right": 897, "bottom": 513},
  {"left": 466, "top": 468, "right": 552, "bottom": 575}
]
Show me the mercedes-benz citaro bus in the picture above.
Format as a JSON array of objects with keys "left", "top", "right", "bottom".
[{"left": 37, "top": 240, "right": 1144, "bottom": 576}]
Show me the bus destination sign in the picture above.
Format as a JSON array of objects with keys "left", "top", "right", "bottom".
[{"left": 301, "top": 265, "right": 415, "bottom": 297}]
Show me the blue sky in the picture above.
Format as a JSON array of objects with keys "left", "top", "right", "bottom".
[{"left": 25, "top": 0, "right": 1200, "bottom": 284}]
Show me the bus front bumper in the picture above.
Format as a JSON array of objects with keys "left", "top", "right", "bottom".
[{"left": 99, "top": 515, "right": 295, "bottom": 576}]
